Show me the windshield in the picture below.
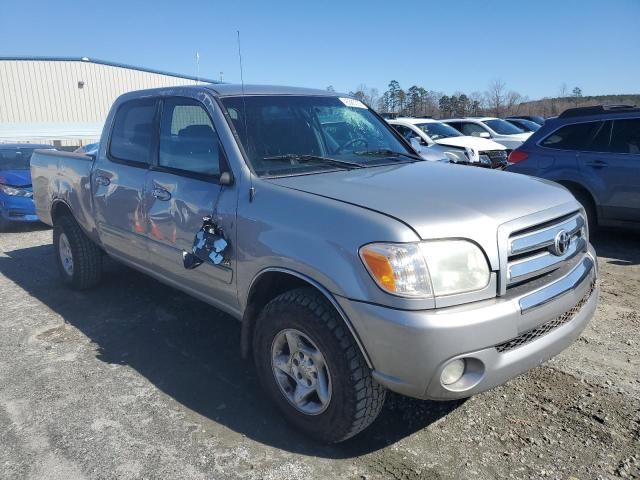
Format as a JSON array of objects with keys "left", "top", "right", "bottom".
[
  {"left": 484, "top": 119, "right": 525, "bottom": 135},
  {"left": 221, "top": 95, "right": 417, "bottom": 177},
  {"left": 0, "top": 148, "right": 38, "bottom": 170},
  {"left": 415, "top": 122, "right": 462, "bottom": 140},
  {"left": 512, "top": 119, "right": 541, "bottom": 132}
]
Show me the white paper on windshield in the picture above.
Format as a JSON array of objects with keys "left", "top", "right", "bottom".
[{"left": 339, "top": 97, "right": 367, "bottom": 109}]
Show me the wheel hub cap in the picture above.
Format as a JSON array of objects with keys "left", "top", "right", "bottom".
[
  {"left": 271, "top": 329, "right": 332, "bottom": 415},
  {"left": 58, "top": 233, "right": 74, "bottom": 276}
]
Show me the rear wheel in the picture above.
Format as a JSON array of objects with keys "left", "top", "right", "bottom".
[
  {"left": 253, "top": 287, "right": 386, "bottom": 443},
  {"left": 53, "top": 215, "right": 103, "bottom": 289}
]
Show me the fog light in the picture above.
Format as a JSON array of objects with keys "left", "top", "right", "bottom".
[{"left": 441, "top": 359, "right": 466, "bottom": 385}]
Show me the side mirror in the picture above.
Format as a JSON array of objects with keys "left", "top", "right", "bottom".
[
  {"left": 410, "top": 137, "right": 423, "bottom": 152},
  {"left": 219, "top": 171, "right": 234, "bottom": 186},
  {"left": 479, "top": 132, "right": 491, "bottom": 139}
]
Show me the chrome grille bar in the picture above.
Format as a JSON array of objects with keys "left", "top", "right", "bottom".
[
  {"left": 506, "top": 211, "right": 587, "bottom": 289},
  {"left": 509, "top": 213, "right": 584, "bottom": 256}
]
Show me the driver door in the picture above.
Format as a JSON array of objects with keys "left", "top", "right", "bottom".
[{"left": 145, "top": 96, "right": 237, "bottom": 309}]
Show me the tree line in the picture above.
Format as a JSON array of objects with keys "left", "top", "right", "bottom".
[{"left": 334, "top": 79, "right": 592, "bottom": 119}]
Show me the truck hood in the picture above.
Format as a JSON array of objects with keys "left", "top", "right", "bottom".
[
  {"left": 0, "top": 169, "right": 31, "bottom": 187},
  {"left": 267, "top": 161, "right": 576, "bottom": 268},
  {"left": 434, "top": 136, "right": 505, "bottom": 152}
]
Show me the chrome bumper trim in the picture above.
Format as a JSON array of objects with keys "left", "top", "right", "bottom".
[{"left": 519, "top": 254, "right": 595, "bottom": 313}]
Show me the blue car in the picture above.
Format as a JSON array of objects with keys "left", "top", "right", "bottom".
[
  {"left": 507, "top": 105, "right": 640, "bottom": 231},
  {"left": 0, "top": 143, "right": 54, "bottom": 229}
]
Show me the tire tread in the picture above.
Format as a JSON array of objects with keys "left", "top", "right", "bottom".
[
  {"left": 54, "top": 215, "right": 102, "bottom": 289},
  {"left": 259, "top": 287, "right": 386, "bottom": 442}
]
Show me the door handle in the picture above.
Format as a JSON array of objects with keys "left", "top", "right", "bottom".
[
  {"left": 152, "top": 187, "right": 171, "bottom": 201},
  {"left": 95, "top": 175, "right": 111, "bottom": 186},
  {"left": 586, "top": 160, "right": 608, "bottom": 168}
]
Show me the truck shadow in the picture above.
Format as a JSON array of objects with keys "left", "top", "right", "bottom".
[{"left": 0, "top": 244, "right": 461, "bottom": 458}]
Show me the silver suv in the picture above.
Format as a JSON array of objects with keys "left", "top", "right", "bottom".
[{"left": 31, "top": 85, "right": 599, "bottom": 443}]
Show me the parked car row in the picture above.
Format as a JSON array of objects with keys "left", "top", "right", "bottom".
[{"left": 388, "top": 117, "right": 509, "bottom": 168}]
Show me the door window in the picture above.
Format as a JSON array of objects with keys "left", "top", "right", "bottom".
[
  {"left": 109, "top": 99, "right": 157, "bottom": 165},
  {"left": 541, "top": 121, "right": 602, "bottom": 150},
  {"left": 459, "top": 122, "right": 488, "bottom": 137},
  {"left": 391, "top": 124, "right": 415, "bottom": 141},
  {"left": 610, "top": 118, "right": 640, "bottom": 154},
  {"left": 159, "top": 98, "right": 223, "bottom": 177},
  {"left": 585, "top": 121, "right": 612, "bottom": 152}
]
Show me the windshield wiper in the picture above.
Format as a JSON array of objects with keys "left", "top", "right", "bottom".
[
  {"left": 262, "top": 154, "right": 364, "bottom": 169},
  {"left": 353, "top": 149, "right": 422, "bottom": 161}
]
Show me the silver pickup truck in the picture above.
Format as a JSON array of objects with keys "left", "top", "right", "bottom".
[{"left": 31, "top": 85, "right": 599, "bottom": 443}]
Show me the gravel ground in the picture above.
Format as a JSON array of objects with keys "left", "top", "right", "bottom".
[{"left": 0, "top": 225, "right": 638, "bottom": 480}]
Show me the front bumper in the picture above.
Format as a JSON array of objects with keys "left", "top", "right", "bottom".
[
  {"left": 0, "top": 195, "right": 39, "bottom": 223},
  {"left": 336, "top": 247, "right": 598, "bottom": 400}
]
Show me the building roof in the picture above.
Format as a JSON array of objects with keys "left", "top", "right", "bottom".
[{"left": 0, "top": 56, "right": 222, "bottom": 84}]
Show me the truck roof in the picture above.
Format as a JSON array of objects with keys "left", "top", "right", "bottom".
[{"left": 119, "top": 84, "right": 345, "bottom": 99}]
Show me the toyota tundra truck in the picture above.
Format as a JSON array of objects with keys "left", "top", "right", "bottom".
[{"left": 31, "top": 85, "right": 598, "bottom": 443}]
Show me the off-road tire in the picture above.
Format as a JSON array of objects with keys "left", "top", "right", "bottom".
[
  {"left": 253, "top": 287, "right": 386, "bottom": 443},
  {"left": 53, "top": 215, "right": 103, "bottom": 289}
]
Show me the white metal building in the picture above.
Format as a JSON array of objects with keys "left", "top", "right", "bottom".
[{"left": 0, "top": 57, "right": 219, "bottom": 146}]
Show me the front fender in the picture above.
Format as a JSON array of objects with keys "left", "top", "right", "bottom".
[{"left": 235, "top": 180, "right": 429, "bottom": 311}]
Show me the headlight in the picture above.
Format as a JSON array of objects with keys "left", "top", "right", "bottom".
[
  {"left": 0, "top": 184, "right": 32, "bottom": 197},
  {"left": 359, "top": 243, "right": 431, "bottom": 297},
  {"left": 419, "top": 241, "right": 490, "bottom": 296},
  {"left": 444, "top": 151, "right": 467, "bottom": 164},
  {"left": 360, "top": 240, "right": 490, "bottom": 298}
]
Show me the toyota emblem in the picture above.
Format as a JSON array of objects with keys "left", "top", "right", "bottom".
[{"left": 552, "top": 230, "right": 571, "bottom": 256}]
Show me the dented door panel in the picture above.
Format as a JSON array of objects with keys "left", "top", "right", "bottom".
[{"left": 145, "top": 171, "right": 237, "bottom": 307}]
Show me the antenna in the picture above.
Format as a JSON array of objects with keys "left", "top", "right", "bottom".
[
  {"left": 195, "top": 51, "right": 200, "bottom": 84},
  {"left": 237, "top": 30, "right": 248, "bottom": 139},
  {"left": 237, "top": 31, "right": 246, "bottom": 94},
  {"left": 236, "top": 30, "right": 254, "bottom": 202}
]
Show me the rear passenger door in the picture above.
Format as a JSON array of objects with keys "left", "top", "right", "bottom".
[
  {"left": 581, "top": 118, "right": 640, "bottom": 222},
  {"left": 145, "top": 96, "right": 237, "bottom": 308},
  {"left": 93, "top": 98, "right": 157, "bottom": 266}
]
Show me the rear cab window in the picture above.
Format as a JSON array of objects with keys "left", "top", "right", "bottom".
[{"left": 109, "top": 99, "right": 158, "bottom": 166}]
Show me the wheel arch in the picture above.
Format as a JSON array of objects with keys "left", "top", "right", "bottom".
[
  {"left": 556, "top": 180, "right": 599, "bottom": 218},
  {"left": 241, "top": 267, "right": 373, "bottom": 368},
  {"left": 50, "top": 199, "right": 74, "bottom": 224}
]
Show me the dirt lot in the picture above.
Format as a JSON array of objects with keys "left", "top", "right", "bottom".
[{"left": 0, "top": 225, "right": 638, "bottom": 480}]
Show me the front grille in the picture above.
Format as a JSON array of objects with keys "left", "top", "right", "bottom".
[
  {"left": 496, "top": 280, "right": 596, "bottom": 353},
  {"left": 506, "top": 212, "right": 587, "bottom": 289},
  {"left": 481, "top": 150, "right": 508, "bottom": 168}
]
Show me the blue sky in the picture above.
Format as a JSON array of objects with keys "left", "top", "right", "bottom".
[{"left": 2, "top": 0, "right": 639, "bottom": 100}]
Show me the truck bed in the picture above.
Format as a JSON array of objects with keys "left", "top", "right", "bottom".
[{"left": 30, "top": 150, "right": 96, "bottom": 230}]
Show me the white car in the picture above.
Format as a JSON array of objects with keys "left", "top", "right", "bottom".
[
  {"left": 443, "top": 117, "right": 532, "bottom": 150},
  {"left": 388, "top": 117, "right": 509, "bottom": 168}
]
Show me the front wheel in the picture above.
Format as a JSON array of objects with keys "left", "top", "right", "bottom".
[
  {"left": 53, "top": 215, "right": 103, "bottom": 289},
  {"left": 253, "top": 287, "right": 386, "bottom": 443}
]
